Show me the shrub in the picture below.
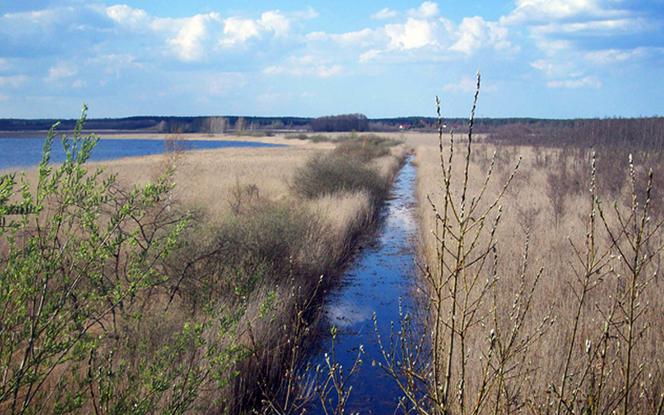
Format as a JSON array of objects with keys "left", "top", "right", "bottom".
[
  {"left": 172, "top": 199, "right": 326, "bottom": 307},
  {"left": 0, "top": 107, "right": 245, "bottom": 414},
  {"left": 292, "top": 152, "right": 388, "bottom": 203},
  {"left": 332, "top": 135, "right": 397, "bottom": 161}
]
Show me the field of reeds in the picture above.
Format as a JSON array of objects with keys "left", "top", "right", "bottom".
[
  {"left": 0, "top": 112, "right": 407, "bottom": 414},
  {"left": 405, "top": 82, "right": 664, "bottom": 414},
  {"left": 1, "top": 85, "right": 662, "bottom": 414}
]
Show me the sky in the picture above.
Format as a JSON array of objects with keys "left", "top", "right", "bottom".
[{"left": 0, "top": 0, "right": 663, "bottom": 119}]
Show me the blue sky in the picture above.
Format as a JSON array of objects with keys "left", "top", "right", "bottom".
[{"left": 0, "top": 0, "right": 663, "bottom": 119}]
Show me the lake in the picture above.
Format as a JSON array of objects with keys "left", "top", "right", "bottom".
[{"left": 0, "top": 137, "right": 283, "bottom": 170}]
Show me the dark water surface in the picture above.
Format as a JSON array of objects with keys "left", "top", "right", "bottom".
[
  {"left": 309, "top": 156, "right": 420, "bottom": 413},
  {"left": 0, "top": 137, "right": 283, "bottom": 170}
]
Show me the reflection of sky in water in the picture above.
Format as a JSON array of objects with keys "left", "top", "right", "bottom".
[
  {"left": 307, "top": 157, "right": 420, "bottom": 414},
  {"left": 385, "top": 204, "right": 416, "bottom": 233},
  {"left": 326, "top": 302, "right": 372, "bottom": 327}
]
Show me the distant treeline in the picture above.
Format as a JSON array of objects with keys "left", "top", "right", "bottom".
[
  {"left": 310, "top": 114, "right": 369, "bottom": 132},
  {"left": 1, "top": 114, "right": 663, "bottom": 146},
  {"left": 487, "top": 117, "right": 664, "bottom": 150},
  {"left": 0, "top": 116, "right": 311, "bottom": 133}
]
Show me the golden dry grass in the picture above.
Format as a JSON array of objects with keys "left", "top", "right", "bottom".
[
  {"left": 412, "top": 135, "right": 664, "bottom": 413},
  {"left": 107, "top": 144, "right": 331, "bottom": 219}
]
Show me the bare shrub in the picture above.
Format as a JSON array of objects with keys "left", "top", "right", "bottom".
[
  {"left": 332, "top": 135, "right": 396, "bottom": 161},
  {"left": 546, "top": 166, "right": 567, "bottom": 226},
  {"left": 410, "top": 74, "right": 664, "bottom": 415},
  {"left": 292, "top": 153, "right": 388, "bottom": 203}
]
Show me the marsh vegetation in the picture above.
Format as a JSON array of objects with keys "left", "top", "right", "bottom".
[
  {"left": 0, "top": 112, "right": 405, "bottom": 414},
  {"left": 408, "top": 76, "right": 664, "bottom": 414},
  {"left": 1, "top": 80, "right": 662, "bottom": 414}
]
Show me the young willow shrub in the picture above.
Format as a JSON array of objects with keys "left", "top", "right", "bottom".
[{"left": 0, "top": 107, "right": 244, "bottom": 414}]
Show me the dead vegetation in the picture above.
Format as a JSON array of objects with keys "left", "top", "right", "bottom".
[{"left": 408, "top": 75, "right": 664, "bottom": 414}]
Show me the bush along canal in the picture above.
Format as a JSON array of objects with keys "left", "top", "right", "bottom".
[{"left": 307, "top": 155, "right": 421, "bottom": 413}]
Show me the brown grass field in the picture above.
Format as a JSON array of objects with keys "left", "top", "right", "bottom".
[{"left": 410, "top": 130, "right": 664, "bottom": 414}]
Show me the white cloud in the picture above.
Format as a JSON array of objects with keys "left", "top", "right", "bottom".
[
  {"left": 292, "top": 7, "right": 319, "bottom": 20},
  {"left": 260, "top": 11, "right": 290, "bottom": 37},
  {"left": 316, "top": 65, "right": 343, "bottom": 78},
  {"left": 372, "top": 8, "right": 398, "bottom": 20},
  {"left": 105, "top": 4, "right": 149, "bottom": 28},
  {"left": 584, "top": 47, "right": 664, "bottom": 64},
  {"left": 547, "top": 76, "right": 602, "bottom": 89},
  {"left": 0, "top": 58, "right": 9, "bottom": 72},
  {"left": 443, "top": 75, "right": 479, "bottom": 92},
  {"left": 450, "top": 17, "right": 485, "bottom": 54},
  {"left": 535, "top": 38, "right": 573, "bottom": 54},
  {"left": 207, "top": 73, "right": 248, "bottom": 95},
  {"left": 87, "top": 54, "right": 142, "bottom": 77},
  {"left": 443, "top": 75, "right": 497, "bottom": 93},
  {"left": 500, "top": 0, "right": 654, "bottom": 68},
  {"left": 105, "top": 5, "right": 220, "bottom": 60},
  {"left": 530, "top": 59, "right": 557, "bottom": 75},
  {"left": 530, "top": 58, "right": 582, "bottom": 79},
  {"left": 263, "top": 64, "right": 343, "bottom": 78},
  {"left": 450, "top": 17, "right": 515, "bottom": 55},
  {"left": 72, "top": 79, "right": 87, "bottom": 88},
  {"left": 409, "top": 2, "right": 440, "bottom": 18},
  {"left": 584, "top": 48, "right": 640, "bottom": 64},
  {"left": 304, "top": 31, "right": 327, "bottom": 42},
  {"left": 332, "top": 29, "right": 378, "bottom": 46},
  {"left": 221, "top": 17, "right": 260, "bottom": 46},
  {"left": 263, "top": 55, "right": 343, "bottom": 78},
  {"left": 169, "top": 13, "right": 220, "bottom": 61},
  {"left": 2, "top": 7, "right": 66, "bottom": 27},
  {"left": 359, "top": 49, "right": 382, "bottom": 63},
  {"left": 305, "top": 27, "right": 381, "bottom": 48},
  {"left": 220, "top": 11, "right": 292, "bottom": 47},
  {"left": 311, "top": 4, "right": 512, "bottom": 63},
  {"left": 503, "top": 0, "right": 620, "bottom": 24},
  {"left": 45, "top": 62, "right": 77, "bottom": 81},
  {"left": 532, "top": 17, "right": 649, "bottom": 35},
  {"left": 385, "top": 18, "right": 438, "bottom": 50},
  {"left": 105, "top": 5, "right": 301, "bottom": 58}
]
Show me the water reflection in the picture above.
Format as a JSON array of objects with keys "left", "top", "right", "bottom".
[{"left": 307, "top": 156, "right": 420, "bottom": 414}]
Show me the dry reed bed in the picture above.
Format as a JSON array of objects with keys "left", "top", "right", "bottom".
[{"left": 412, "top": 134, "right": 663, "bottom": 414}]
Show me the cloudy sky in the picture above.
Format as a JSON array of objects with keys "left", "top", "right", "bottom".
[{"left": 0, "top": 0, "right": 663, "bottom": 119}]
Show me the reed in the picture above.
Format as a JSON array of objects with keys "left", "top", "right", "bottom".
[{"left": 409, "top": 74, "right": 664, "bottom": 414}]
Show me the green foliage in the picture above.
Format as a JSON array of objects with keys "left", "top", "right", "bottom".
[{"left": 0, "top": 106, "right": 243, "bottom": 414}]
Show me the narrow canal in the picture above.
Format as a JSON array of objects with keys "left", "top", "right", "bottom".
[{"left": 309, "top": 155, "right": 420, "bottom": 413}]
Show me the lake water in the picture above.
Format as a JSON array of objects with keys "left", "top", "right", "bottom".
[{"left": 0, "top": 137, "right": 283, "bottom": 170}]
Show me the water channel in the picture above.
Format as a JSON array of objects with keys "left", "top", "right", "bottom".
[{"left": 309, "top": 155, "right": 421, "bottom": 413}]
